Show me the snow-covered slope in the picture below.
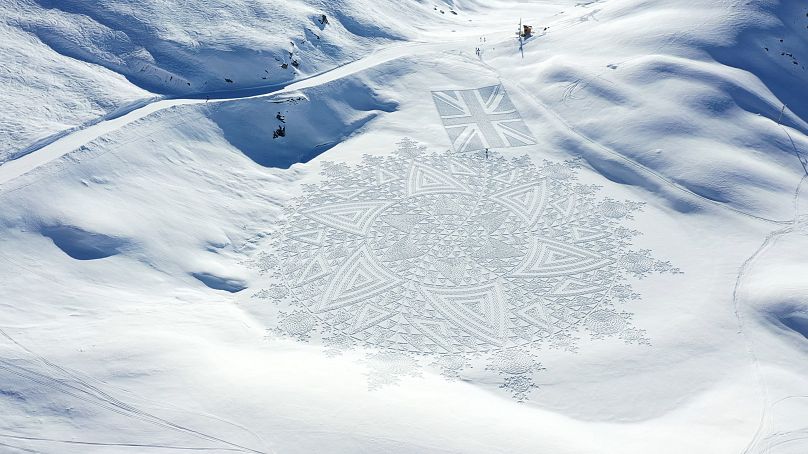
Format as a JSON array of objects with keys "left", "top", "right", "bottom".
[
  {"left": 0, "top": 13, "right": 150, "bottom": 163},
  {"left": 490, "top": 0, "right": 808, "bottom": 221},
  {"left": 1, "top": 0, "right": 807, "bottom": 453},
  {"left": 0, "top": 0, "right": 464, "bottom": 161}
]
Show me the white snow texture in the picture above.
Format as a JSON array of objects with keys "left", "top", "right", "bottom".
[{"left": 1, "top": 0, "right": 807, "bottom": 453}]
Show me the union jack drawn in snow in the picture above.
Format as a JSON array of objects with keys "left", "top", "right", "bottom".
[{"left": 432, "top": 84, "right": 536, "bottom": 152}]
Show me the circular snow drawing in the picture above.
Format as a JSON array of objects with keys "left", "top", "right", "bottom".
[{"left": 250, "top": 139, "right": 679, "bottom": 399}]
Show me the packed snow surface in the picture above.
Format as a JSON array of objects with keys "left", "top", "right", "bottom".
[{"left": 1, "top": 0, "right": 808, "bottom": 453}]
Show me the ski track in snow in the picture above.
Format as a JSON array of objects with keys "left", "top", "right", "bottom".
[
  {"left": 0, "top": 327, "right": 270, "bottom": 454},
  {"left": 730, "top": 97, "right": 808, "bottom": 453},
  {"left": 735, "top": 173, "right": 808, "bottom": 454},
  {"left": 0, "top": 39, "right": 451, "bottom": 188},
  {"left": 1, "top": 3, "right": 795, "bottom": 230},
  {"left": 0, "top": 433, "right": 244, "bottom": 452},
  {"left": 481, "top": 0, "right": 805, "bottom": 227},
  {"left": 467, "top": 53, "right": 797, "bottom": 227}
]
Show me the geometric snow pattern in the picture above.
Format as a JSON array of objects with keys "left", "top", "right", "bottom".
[
  {"left": 301, "top": 200, "right": 390, "bottom": 235},
  {"left": 512, "top": 238, "right": 614, "bottom": 278},
  {"left": 317, "top": 246, "right": 401, "bottom": 312},
  {"left": 432, "top": 84, "right": 536, "bottom": 153},
  {"left": 490, "top": 181, "right": 549, "bottom": 227},
  {"left": 421, "top": 282, "right": 508, "bottom": 348},
  {"left": 249, "top": 138, "right": 680, "bottom": 400}
]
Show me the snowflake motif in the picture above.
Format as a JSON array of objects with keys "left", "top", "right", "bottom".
[
  {"left": 585, "top": 310, "right": 629, "bottom": 339},
  {"left": 500, "top": 375, "right": 538, "bottom": 401},
  {"left": 251, "top": 252, "right": 280, "bottom": 275},
  {"left": 549, "top": 331, "right": 580, "bottom": 353},
  {"left": 432, "top": 354, "right": 472, "bottom": 379},
  {"left": 320, "top": 161, "right": 350, "bottom": 178},
  {"left": 252, "top": 289, "right": 272, "bottom": 300},
  {"left": 246, "top": 139, "right": 679, "bottom": 400},
  {"left": 321, "top": 332, "right": 355, "bottom": 357},
  {"left": 252, "top": 283, "right": 289, "bottom": 301},
  {"left": 617, "top": 252, "right": 647, "bottom": 273},
  {"left": 653, "top": 260, "right": 683, "bottom": 274},
  {"left": 620, "top": 327, "right": 651, "bottom": 345},
  {"left": 486, "top": 349, "right": 543, "bottom": 375},
  {"left": 394, "top": 137, "right": 427, "bottom": 158},
  {"left": 277, "top": 310, "right": 317, "bottom": 341},
  {"left": 543, "top": 162, "right": 575, "bottom": 181}
]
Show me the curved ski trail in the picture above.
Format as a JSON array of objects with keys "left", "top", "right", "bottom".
[{"left": 0, "top": 40, "right": 447, "bottom": 187}]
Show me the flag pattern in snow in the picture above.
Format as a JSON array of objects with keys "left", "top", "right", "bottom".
[{"left": 432, "top": 84, "right": 536, "bottom": 152}]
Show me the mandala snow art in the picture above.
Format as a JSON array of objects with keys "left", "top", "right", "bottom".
[
  {"left": 432, "top": 84, "right": 536, "bottom": 152},
  {"left": 248, "top": 138, "right": 679, "bottom": 400}
]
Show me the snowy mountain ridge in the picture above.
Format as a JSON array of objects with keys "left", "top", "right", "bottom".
[{"left": 1, "top": 0, "right": 465, "bottom": 160}]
